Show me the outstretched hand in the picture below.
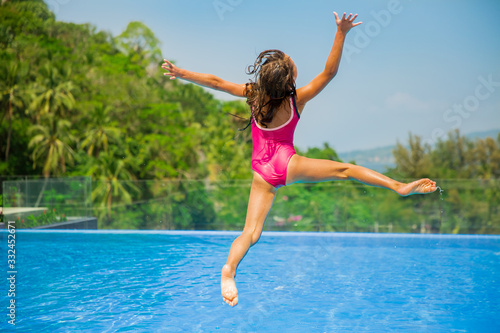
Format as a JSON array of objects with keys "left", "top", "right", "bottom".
[
  {"left": 161, "top": 59, "right": 182, "bottom": 80},
  {"left": 334, "top": 12, "right": 362, "bottom": 34}
]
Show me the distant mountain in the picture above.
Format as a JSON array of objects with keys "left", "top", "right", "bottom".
[
  {"left": 465, "top": 129, "right": 500, "bottom": 140},
  {"left": 337, "top": 129, "right": 500, "bottom": 173},
  {"left": 338, "top": 145, "right": 396, "bottom": 173}
]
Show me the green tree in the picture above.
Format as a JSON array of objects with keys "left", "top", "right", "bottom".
[
  {"left": 430, "top": 130, "right": 472, "bottom": 178},
  {"left": 29, "top": 62, "right": 75, "bottom": 121},
  {"left": 80, "top": 103, "right": 122, "bottom": 158},
  {"left": 474, "top": 136, "right": 500, "bottom": 179},
  {"left": 204, "top": 100, "right": 252, "bottom": 182},
  {"left": 87, "top": 150, "right": 139, "bottom": 222},
  {"left": 0, "top": 0, "right": 53, "bottom": 50},
  {"left": 0, "top": 60, "right": 27, "bottom": 161},
  {"left": 115, "top": 21, "right": 162, "bottom": 68},
  {"left": 28, "top": 113, "right": 75, "bottom": 177},
  {"left": 392, "top": 133, "right": 431, "bottom": 178}
]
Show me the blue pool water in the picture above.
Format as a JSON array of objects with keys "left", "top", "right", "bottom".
[{"left": 1, "top": 230, "right": 500, "bottom": 332}]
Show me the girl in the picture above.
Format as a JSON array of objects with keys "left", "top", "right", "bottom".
[{"left": 162, "top": 12, "right": 437, "bottom": 307}]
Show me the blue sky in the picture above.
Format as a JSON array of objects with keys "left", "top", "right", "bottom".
[{"left": 53, "top": 0, "right": 500, "bottom": 152}]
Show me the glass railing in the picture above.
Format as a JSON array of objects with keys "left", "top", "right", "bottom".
[
  {"left": 1, "top": 177, "right": 499, "bottom": 234},
  {"left": 2, "top": 176, "right": 92, "bottom": 228}
]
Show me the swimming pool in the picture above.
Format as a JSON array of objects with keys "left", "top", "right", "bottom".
[{"left": 3, "top": 230, "right": 499, "bottom": 332}]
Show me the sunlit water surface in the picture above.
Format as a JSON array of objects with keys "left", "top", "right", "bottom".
[{"left": 2, "top": 230, "right": 499, "bottom": 332}]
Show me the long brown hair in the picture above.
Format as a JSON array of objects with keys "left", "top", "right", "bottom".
[{"left": 245, "top": 49, "right": 296, "bottom": 128}]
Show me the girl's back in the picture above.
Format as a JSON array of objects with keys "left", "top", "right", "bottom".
[{"left": 257, "top": 98, "right": 293, "bottom": 129}]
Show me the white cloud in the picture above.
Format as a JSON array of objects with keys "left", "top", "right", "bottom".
[{"left": 385, "top": 92, "right": 430, "bottom": 113}]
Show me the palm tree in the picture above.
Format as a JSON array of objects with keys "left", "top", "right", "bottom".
[
  {"left": 87, "top": 150, "right": 140, "bottom": 221},
  {"left": 0, "top": 60, "right": 27, "bottom": 162},
  {"left": 115, "top": 21, "right": 162, "bottom": 67},
  {"left": 28, "top": 113, "right": 75, "bottom": 207},
  {"left": 28, "top": 113, "right": 75, "bottom": 177},
  {"left": 80, "top": 104, "right": 122, "bottom": 158},
  {"left": 29, "top": 62, "right": 75, "bottom": 122}
]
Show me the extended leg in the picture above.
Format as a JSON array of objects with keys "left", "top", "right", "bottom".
[
  {"left": 286, "top": 155, "right": 436, "bottom": 196},
  {"left": 221, "top": 173, "right": 277, "bottom": 306}
]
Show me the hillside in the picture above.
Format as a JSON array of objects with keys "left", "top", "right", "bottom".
[{"left": 338, "top": 129, "right": 500, "bottom": 172}]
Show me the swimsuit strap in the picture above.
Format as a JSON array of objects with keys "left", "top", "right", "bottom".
[{"left": 290, "top": 93, "right": 300, "bottom": 119}]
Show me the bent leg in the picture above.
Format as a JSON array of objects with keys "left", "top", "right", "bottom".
[
  {"left": 221, "top": 172, "right": 277, "bottom": 306},
  {"left": 286, "top": 155, "right": 436, "bottom": 196}
]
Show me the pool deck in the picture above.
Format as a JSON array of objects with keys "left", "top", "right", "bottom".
[{"left": 2, "top": 207, "right": 47, "bottom": 216}]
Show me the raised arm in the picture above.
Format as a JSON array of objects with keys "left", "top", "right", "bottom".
[
  {"left": 296, "top": 12, "right": 361, "bottom": 107},
  {"left": 161, "top": 60, "right": 246, "bottom": 98}
]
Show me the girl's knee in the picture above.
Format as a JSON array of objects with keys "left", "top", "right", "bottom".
[
  {"left": 335, "top": 162, "right": 352, "bottom": 180},
  {"left": 251, "top": 232, "right": 261, "bottom": 245},
  {"left": 242, "top": 229, "right": 262, "bottom": 246}
]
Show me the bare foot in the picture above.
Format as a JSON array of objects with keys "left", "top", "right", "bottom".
[
  {"left": 397, "top": 178, "right": 437, "bottom": 196},
  {"left": 221, "top": 264, "right": 238, "bottom": 307}
]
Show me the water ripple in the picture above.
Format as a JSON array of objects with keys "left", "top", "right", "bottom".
[{"left": 10, "top": 231, "right": 500, "bottom": 332}]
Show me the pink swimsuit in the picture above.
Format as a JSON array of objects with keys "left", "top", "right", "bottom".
[{"left": 251, "top": 94, "right": 300, "bottom": 188}]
